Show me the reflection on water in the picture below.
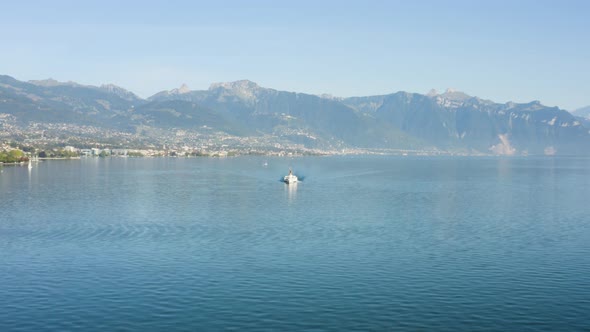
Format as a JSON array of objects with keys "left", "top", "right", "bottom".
[{"left": 285, "top": 182, "right": 297, "bottom": 202}]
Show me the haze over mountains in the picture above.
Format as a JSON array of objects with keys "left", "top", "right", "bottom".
[
  {"left": 1, "top": 74, "right": 588, "bottom": 155},
  {"left": 573, "top": 106, "right": 590, "bottom": 119}
]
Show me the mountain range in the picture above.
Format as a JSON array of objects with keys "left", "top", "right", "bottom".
[{"left": 1, "top": 74, "right": 588, "bottom": 155}]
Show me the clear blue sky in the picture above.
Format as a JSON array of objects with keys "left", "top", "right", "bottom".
[{"left": 1, "top": 0, "right": 588, "bottom": 110}]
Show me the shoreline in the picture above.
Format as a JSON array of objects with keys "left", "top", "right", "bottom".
[
  {"left": 0, "top": 157, "right": 81, "bottom": 165},
  {"left": 0, "top": 154, "right": 578, "bottom": 165}
]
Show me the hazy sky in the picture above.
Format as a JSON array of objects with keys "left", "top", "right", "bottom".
[{"left": 1, "top": 0, "right": 588, "bottom": 110}]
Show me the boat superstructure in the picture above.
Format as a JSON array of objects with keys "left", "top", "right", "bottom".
[{"left": 283, "top": 169, "right": 298, "bottom": 184}]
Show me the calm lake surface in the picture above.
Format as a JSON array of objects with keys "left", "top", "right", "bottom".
[{"left": 1, "top": 156, "right": 590, "bottom": 331}]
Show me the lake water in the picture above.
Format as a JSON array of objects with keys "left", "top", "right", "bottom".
[{"left": 1, "top": 156, "right": 590, "bottom": 331}]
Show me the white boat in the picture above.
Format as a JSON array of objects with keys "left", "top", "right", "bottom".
[
  {"left": 283, "top": 169, "right": 298, "bottom": 184},
  {"left": 27, "top": 161, "right": 32, "bottom": 169}
]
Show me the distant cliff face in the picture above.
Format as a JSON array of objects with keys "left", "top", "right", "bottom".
[
  {"left": 343, "top": 92, "right": 589, "bottom": 154},
  {"left": 0, "top": 74, "right": 588, "bottom": 155}
]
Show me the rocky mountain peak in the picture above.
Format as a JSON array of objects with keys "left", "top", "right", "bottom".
[
  {"left": 100, "top": 84, "right": 140, "bottom": 101},
  {"left": 209, "top": 80, "right": 260, "bottom": 91},
  {"left": 29, "top": 78, "right": 79, "bottom": 87},
  {"left": 440, "top": 88, "right": 471, "bottom": 101},
  {"left": 178, "top": 83, "right": 190, "bottom": 94},
  {"left": 426, "top": 89, "right": 438, "bottom": 97},
  {"left": 167, "top": 83, "right": 191, "bottom": 95},
  {"left": 100, "top": 83, "right": 126, "bottom": 91},
  {"left": 208, "top": 80, "right": 262, "bottom": 102}
]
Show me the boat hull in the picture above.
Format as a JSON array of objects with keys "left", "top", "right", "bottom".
[{"left": 283, "top": 175, "right": 298, "bottom": 184}]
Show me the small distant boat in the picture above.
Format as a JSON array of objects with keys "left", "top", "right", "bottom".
[
  {"left": 27, "top": 160, "right": 33, "bottom": 169},
  {"left": 283, "top": 169, "right": 298, "bottom": 184}
]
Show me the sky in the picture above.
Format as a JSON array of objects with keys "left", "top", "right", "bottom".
[{"left": 1, "top": 0, "right": 588, "bottom": 110}]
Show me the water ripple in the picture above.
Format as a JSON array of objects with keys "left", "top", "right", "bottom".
[{"left": 1, "top": 157, "right": 590, "bottom": 331}]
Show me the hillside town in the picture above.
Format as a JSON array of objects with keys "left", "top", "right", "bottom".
[
  {"left": 0, "top": 122, "right": 352, "bottom": 162},
  {"left": 1, "top": 114, "right": 450, "bottom": 162}
]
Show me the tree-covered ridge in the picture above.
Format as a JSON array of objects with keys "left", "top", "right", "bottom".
[{"left": 0, "top": 149, "right": 27, "bottom": 163}]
